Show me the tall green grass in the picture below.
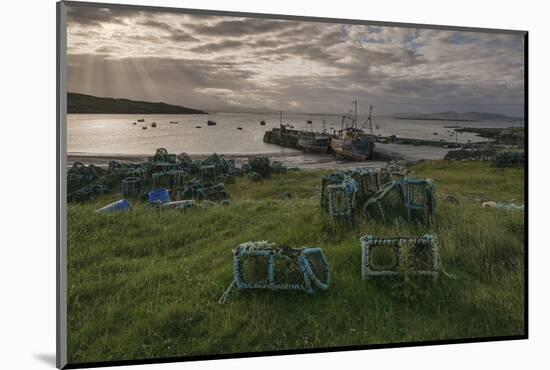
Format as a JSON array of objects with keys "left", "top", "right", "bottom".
[{"left": 67, "top": 160, "right": 525, "bottom": 363}]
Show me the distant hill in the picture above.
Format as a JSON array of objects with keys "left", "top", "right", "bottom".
[
  {"left": 392, "top": 111, "right": 522, "bottom": 122},
  {"left": 67, "top": 93, "right": 207, "bottom": 114}
]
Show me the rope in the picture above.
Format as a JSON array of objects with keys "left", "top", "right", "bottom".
[{"left": 218, "top": 279, "right": 236, "bottom": 304}]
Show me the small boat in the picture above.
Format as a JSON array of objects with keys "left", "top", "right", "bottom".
[
  {"left": 306, "top": 120, "right": 313, "bottom": 124},
  {"left": 260, "top": 120, "right": 266, "bottom": 126},
  {"left": 137, "top": 118, "right": 145, "bottom": 122},
  {"left": 433, "top": 132, "right": 438, "bottom": 135},
  {"left": 132, "top": 122, "right": 137, "bottom": 125},
  {"left": 151, "top": 122, "right": 157, "bottom": 128},
  {"left": 298, "top": 135, "right": 331, "bottom": 154},
  {"left": 170, "top": 121, "right": 178, "bottom": 124},
  {"left": 196, "top": 126, "right": 202, "bottom": 128},
  {"left": 237, "top": 127, "right": 243, "bottom": 130},
  {"left": 375, "top": 125, "right": 380, "bottom": 129},
  {"left": 207, "top": 120, "right": 216, "bottom": 126},
  {"left": 142, "top": 126, "right": 147, "bottom": 130}
]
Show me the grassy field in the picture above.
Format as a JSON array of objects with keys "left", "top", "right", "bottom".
[{"left": 66, "top": 160, "right": 525, "bottom": 364}]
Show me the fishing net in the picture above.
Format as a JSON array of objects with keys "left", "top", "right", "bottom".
[
  {"left": 219, "top": 241, "right": 330, "bottom": 303},
  {"left": 360, "top": 235, "right": 440, "bottom": 279}
]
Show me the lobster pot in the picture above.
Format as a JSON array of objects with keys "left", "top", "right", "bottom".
[
  {"left": 363, "top": 179, "right": 435, "bottom": 223},
  {"left": 122, "top": 177, "right": 141, "bottom": 198},
  {"left": 233, "top": 241, "right": 330, "bottom": 294},
  {"left": 248, "top": 157, "right": 271, "bottom": 178},
  {"left": 200, "top": 165, "right": 217, "bottom": 183},
  {"left": 152, "top": 172, "right": 171, "bottom": 188},
  {"left": 153, "top": 162, "right": 179, "bottom": 173},
  {"left": 327, "top": 181, "right": 358, "bottom": 220},
  {"left": 360, "top": 235, "right": 440, "bottom": 280},
  {"left": 320, "top": 172, "right": 349, "bottom": 211},
  {"left": 179, "top": 180, "right": 205, "bottom": 200},
  {"left": 168, "top": 170, "right": 189, "bottom": 188},
  {"left": 203, "top": 183, "right": 230, "bottom": 202},
  {"left": 350, "top": 168, "right": 380, "bottom": 203}
]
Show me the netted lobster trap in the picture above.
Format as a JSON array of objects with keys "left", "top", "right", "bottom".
[
  {"left": 248, "top": 156, "right": 272, "bottom": 179},
  {"left": 219, "top": 241, "right": 331, "bottom": 303},
  {"left": 320, "top": 172, "right": 359, "bottom": 221},
  {"left": 349, "top": 168, "right": 380, "bottom": 204},
  {"left": 360, "top": 235, "right": 440, "bottom": 280},
  {"left": 122, "top": 177, "right": 141, "bottom": 198},
  {"left": 149, "top": 148, "right": 177, "bottom": 164},
  {"left": 363, "top": 178, "right": 436, "bottom": 223},
  {"left": 152, "top": 170, "right": 189, "bottom": 189},
  {"left": 200, "top": 165, "right": 217, "bottom": 183}
]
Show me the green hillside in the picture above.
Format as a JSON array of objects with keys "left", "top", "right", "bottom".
[{"left": 67, "top": 93, "right": 207, "bottom": 114}]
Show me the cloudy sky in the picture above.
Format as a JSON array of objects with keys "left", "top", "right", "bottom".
[{"left": 66, "top": 5, "right": 525, "bottom": 116}]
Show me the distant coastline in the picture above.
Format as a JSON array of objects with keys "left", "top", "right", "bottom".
[{"left": 67, "top": 92, "right": 207, "bottom": 114}]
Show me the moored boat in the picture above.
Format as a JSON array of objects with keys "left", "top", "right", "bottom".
[
  {"left": 329, "top": 102, "right": 375, "bottom": 160},
  {"left": 330, "top": 128, "right": 375, "bottom": 160},
  {"left": 207, "top": 120, "right": 216, "bottom": 126},
  {"left": 151, "top": 122, "right": 157, "bottom": 128},
  {"left": 298, "top": 135, "right": 331, "bottom": 154},
  {"left": 137, "top": 118, "right": 145, "bottom": 122}
]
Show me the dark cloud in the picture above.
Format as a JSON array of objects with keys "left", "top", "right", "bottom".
[
  {"left": 189, "top": 40, "right": 244, "bottom": 53},
  {"left": 67, "top": 6, "right": 140, "bottom": 27},
  {"left": 187, "top": 18, "right": 300, "bottom": 37}
]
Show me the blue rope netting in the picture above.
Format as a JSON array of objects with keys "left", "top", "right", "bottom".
[{"left": 219, "top": 241, "right": 331, "bottom": 303}]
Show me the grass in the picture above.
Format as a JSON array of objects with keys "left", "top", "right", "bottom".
[{"left": 66, "top": 160, "right": 525, "bottom": 364}]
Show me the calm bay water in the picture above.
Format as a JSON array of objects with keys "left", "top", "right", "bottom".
[{"left": 67, "top": 112, "right": 519, "bottom": 156}]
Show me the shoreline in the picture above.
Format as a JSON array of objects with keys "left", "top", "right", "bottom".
[{"left": 67, "top": 142, "right": 450, "bottom": 171}]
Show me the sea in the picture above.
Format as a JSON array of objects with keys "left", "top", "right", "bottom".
[{"left": 67, "top": 112, "right": 522, "bottom": 156}]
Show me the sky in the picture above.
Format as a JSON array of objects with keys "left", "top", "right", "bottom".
[{"left": 66, "top": 5, "right": 525, "bottom": 116}]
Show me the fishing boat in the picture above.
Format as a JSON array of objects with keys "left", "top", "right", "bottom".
[
  {"left": 330, "top": 102, "right": 375, "bottom": 161},
  {"left": 298, "top": 135, "right": 331, "bottom": 154},
  {"left": 207, "top": 120, "right": 216, "bottom": 126},
  {"left": 151, "top": 122, "right": 157, "bottom": 128},
  {"left": 142, "top": 126, "right": 147, "bottom": 130},
  {"left": 137, "top": 118, "right": 145, "bottom": 122},
  {"left": 196, "top": 125, "right": 202, "bottom": 128},
  {"left": 237, "top": 127, "right": 243, "bottom": 130},
  {"left": 170, "top": 121, "right": 178, "bottom": 124}
]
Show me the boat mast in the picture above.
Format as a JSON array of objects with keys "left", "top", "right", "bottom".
[
  {"left": 368, "top": 105, "right": 374, "bottom": 135},
  {"left": 353, "top": 100, "right": 358, "bottom": 129}
]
